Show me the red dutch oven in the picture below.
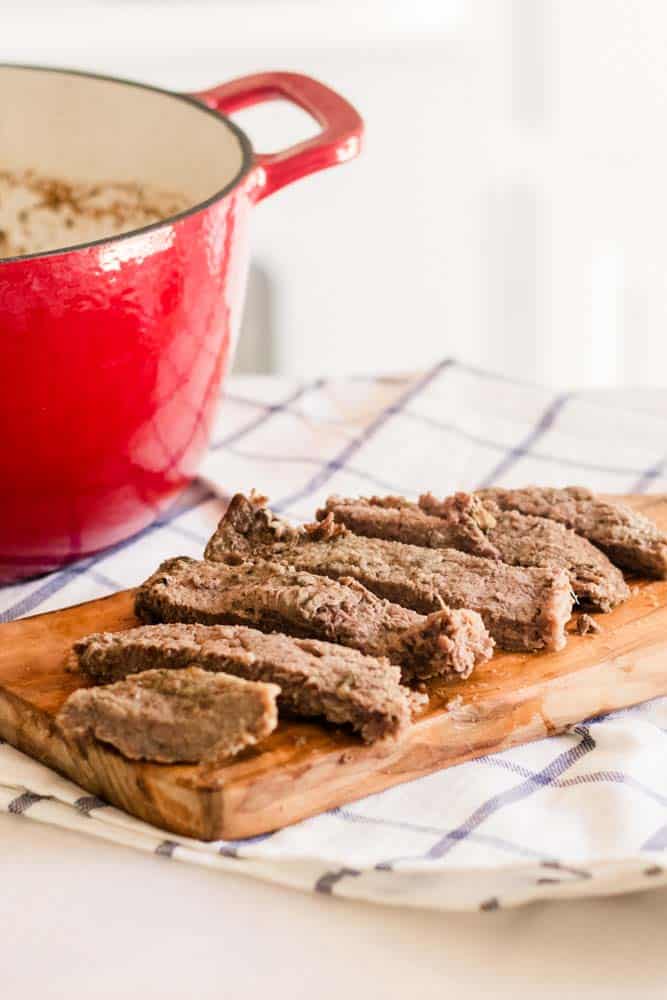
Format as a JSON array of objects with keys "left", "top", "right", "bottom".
[{"left": 0, "top": 65, "right": 362, "bottom": 583}]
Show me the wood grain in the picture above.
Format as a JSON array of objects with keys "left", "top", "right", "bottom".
[{"left": 1, "top": 494, "right": 666, "bottom": 841}]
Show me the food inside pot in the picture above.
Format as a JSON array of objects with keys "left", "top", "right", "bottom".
[{"left": 0, "top": 168, "right": 190, "bottom": 257}]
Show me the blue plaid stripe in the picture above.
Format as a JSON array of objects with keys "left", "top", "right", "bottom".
[
  {"left": 643, "top": 825, "right": 667, "bottom": 851},
  {"left": 476, "top": 392, "right": 570, "bottom": 488},
  {"left": 272, "top": 360, "right": 452, "bottom": 513},
  {"left": 635, "top": 458, "right": 667, "bottom": 494},
  {"left": 4, "top": 359, "right": 664, "bottom": 622},
  {"left": 8, "top": 791, "right": 51, "bottom": 815},
  {"left": 212, "top": 379, "right": 324, "bottom": 450},
  {"left": 372, "top": 726, "right": 596, "bottom": 872}
]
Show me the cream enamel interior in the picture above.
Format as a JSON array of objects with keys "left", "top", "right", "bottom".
[{"left": 0, "top": 66, "right": 247, "bottom": 256}]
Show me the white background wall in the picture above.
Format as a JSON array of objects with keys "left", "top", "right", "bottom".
[{"left": 4, "top": 1, "right": 667, "bottom": 387}]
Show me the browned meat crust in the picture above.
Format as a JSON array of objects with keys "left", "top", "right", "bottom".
[
  {"left": 57, "top": 667, "right": 279, "bottom": 764},
  {"left": 478, "top": 486, "right": 667, "bottom": 579},
  {"left": 73, "top": 623, "right": 425, "bottom": 743},
  {"left": 576, "top": 614, "right": 601, "bottom": 636},
  {"left": 480, "top": 506, "right": 629, "bottom": 611},
  {"left": 136, "top": 556, "right": 493, "bottom": 683},
  {"left": 205, "top": 494, "right": 574, "bottom": 653},
  {"left": 320, "top": 493, "right": 629, "bottom": 612},
  {"left": 317, "top": 494, "right": 501, "bottom": 560}
]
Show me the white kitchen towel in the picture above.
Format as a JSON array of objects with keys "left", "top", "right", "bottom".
[{"left": 2, "top": 360, "right": 667, "bottom": 912}]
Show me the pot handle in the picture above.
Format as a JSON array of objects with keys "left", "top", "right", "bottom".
[{"left": 191, "top": 72, "right": 363, "bottom": 202}]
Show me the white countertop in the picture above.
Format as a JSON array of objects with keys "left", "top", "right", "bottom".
[{"left": 2, "top": 811, "right": 666, "bottom": 999}]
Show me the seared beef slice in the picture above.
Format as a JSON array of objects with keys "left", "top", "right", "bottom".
[
  {"left": 317, "top": 494, "right": 501, "bottom": 560},
  {"left": 205, "top": 494, "right": 574, "bottom": 652},
  {"left": 321, "top": 493, "right": 628, "bottom": 611},
  {"left": 73, "top": 624, "right": 423, "bottom": 743},
  {"left": 136, "top": 556, "right": 493, "bottom": 682},
  {"left": 478, "top": 486, "right": 667, "bottom": 578},
  {"left": 58, "top": 667, "right": 279, "bottom": 763}
]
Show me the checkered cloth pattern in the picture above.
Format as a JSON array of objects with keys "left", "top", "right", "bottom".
[{"left": 2, "top": 360, "right": 667, "bottom": 911}]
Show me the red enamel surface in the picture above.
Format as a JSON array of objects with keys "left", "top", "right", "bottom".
[
  {"left": 194, "top": 72, "right": 363, "bottom": 201},
  {"left": 0, "top": 193, "right": 251, "bottom": 580},
  {"left": 0, "top": 71, "right": 362, "bottom": 583}
]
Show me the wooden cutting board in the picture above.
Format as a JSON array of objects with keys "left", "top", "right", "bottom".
[{"left": 1, "top": 494, "right": 666, "bottom": 842}]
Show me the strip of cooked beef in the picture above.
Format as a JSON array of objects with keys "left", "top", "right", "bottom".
[
  {"left": 575, "top": 614, "right": 601, "bottom": 636},
  {"left": 320, "top": 493, "right": 628, "bottom": 612},
  {"left": 58, "top": 667, "right": 279, "bottom": 764},
  {"left": 477, "top": 486, "right": 667, "bottom": 578},
  {"left": 316, "top": 494, "right": 501, "bottom": 560},
  {"left": 205, "top": 494, "right": 574, "bottom": 652},
  {"left": 73, "top": 623, "right": 425, "bottom": 743},
  {"left": 136, "top": 556, "right": 493, "bottom": 683}
]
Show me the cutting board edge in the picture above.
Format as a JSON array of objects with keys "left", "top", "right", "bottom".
[
  {"left": 210, "top": 631, "right": 667, "bottom": 839},
  {"left": 0, "top": 681, "right": 228, "bottom": 840}
]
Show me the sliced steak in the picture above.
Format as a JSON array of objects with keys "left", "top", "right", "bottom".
[
  {"left": 320, "top": 493, "right": 629, "bottom": 612},
  {"left": 73, "top": 623, "right": 424, "bottom": 743},
  {"left": 576, "top": 614, "right": 601, "bottom": 636},
  {"left": 58, "top": 667, "right": 279, "bottom": 764},
  {"left": 317, "top": 494, "right": 501, "bottom": 560},
  {"left": 477, "top": 486, "right": 667, "bottom": 578},
  {"left": 136, "top": 556, "right": 493, "bottom": 683},
  {"left": 205, "top": 494, "right": 574, "bottom": 652},
  {"left": 481, "top": 507, "right": 629, "bottom": 611}
]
